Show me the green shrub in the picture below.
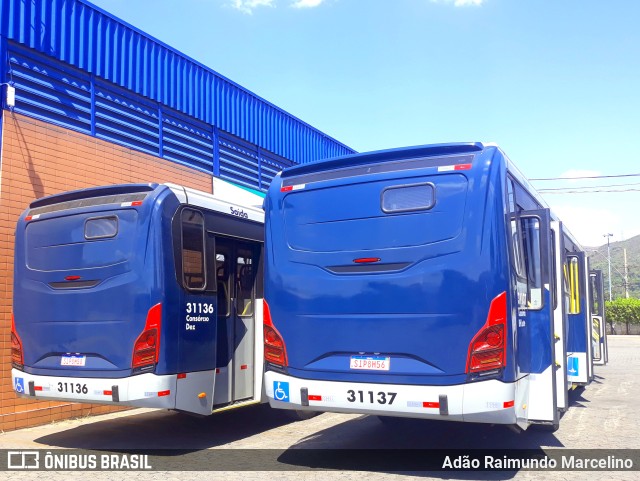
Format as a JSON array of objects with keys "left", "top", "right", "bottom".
[{"left": 605, "top": 298, "right": 640, "bottom": 327}]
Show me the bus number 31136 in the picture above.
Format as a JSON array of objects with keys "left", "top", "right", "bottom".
[
  {"left": 58, "top": 382, "right": 88, "bottom": 394},
  {"left": 347, "top": 390, "right": 397, "bottom": 405}
]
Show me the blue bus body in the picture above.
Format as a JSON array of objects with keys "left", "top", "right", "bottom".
[
  {"left": 12, "top": 180, "right": 266, "bottom": 415},
  {"left": 263, "top": 143, "right": 597, "bottom": 430}
]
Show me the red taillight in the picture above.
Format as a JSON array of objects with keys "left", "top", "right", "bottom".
[
  {"left": 11, "top": 314, "right": 24, "bottom": 367},
  {"left": 132, "top": 303, "right": 162, "bottom": 369},
  {"left": 263, "top": 300, "right": 288, "bottom": 367},
  {"left": 353, "top": 257, "right": 381, "bottom": 264},
  {"left": 466, "top": 292, "right": 507, "bottom": 374}
]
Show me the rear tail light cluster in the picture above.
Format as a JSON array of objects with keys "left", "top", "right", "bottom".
[
  {"left": 263, "top": 300, "right": 288, "bottom": 368},
  {"left": 132, "top": 303, "right": 162, "bottom": 371},
  {"left": 466, "top": 292, "right": 507, "bottom": 376},
  {"left": 11, "top": 314, "right": 24, "bottom": 368}
]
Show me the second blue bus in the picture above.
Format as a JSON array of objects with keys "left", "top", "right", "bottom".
[{"left": 262, "top": 142, "right": 606, "bottom": 431}]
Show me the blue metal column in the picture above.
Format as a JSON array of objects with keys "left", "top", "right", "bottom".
[
  {"left": 158, "top": 104, "right": 164, "bottom": 158},
  {"left": 212, "top": 125, "right": 220, "bottom": 177},
  {"left": 0, "top": 33, "right": 7, "bottom": 163},
  {"left": 257, "top": 145, "right": 263, "bottom": 190}
]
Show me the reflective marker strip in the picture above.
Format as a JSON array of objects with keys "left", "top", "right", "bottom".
[
  {"left": 308, "top": 395, "right": 322, "bottom": 401},
  {"left": 177, "top": 373, "right": 187, "bottom": 379},
  {"left": 280, "top": 184, "right": 306, "bottom": 192},
  {"left": 215, "top": 368, "right": 220, "bottom": 374},
  {"left": 438, "top": 163, "right": 472, "bottom": 172},
  {"left": 423, "top": 401, "right": 439, "bottom": 408},
  {"left": 103, "top": 390, "right": 112, "bottom": 396},
  {"left": 121, "top": 201, "right": 143, "bottom": 207},
  {"left": 241, "top": 365, "right": 248, "bottom": 370},
  {"left": 158, "top": 390, "right": 170, "bottom": 397},
  {"left": 34, "top": 386, "right": 42, "bottom": 391},
  {"left": 504, "top": 400, "right": 515, "bottom": 408}
]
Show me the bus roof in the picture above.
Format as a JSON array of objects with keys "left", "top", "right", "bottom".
[
  {"left": 281, "top": 142, "right": 484, "bottom": 179},
  {"left": 23, "top": 179, "right": 265, "bottom": 224},
  {"left": 166, "top": 178, "right": 265, "bottom": 223}
]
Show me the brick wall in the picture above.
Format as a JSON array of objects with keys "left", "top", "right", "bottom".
[{"left": 0, "top": 112, "right": 213, "bottom": 431}]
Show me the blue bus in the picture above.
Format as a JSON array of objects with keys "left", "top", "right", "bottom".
[
  {"left": 12, "top": 179, "right": 267, "bottom": 415},
  {"left": 263, "top": 142, "right": 599, "bottom": 431}
]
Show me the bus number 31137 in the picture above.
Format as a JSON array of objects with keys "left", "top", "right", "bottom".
[{"left": 347, "top": 390, "right": 397, "bottom": 405}]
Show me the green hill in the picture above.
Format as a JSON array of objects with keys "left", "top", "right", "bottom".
[{"left": 586, "top": 234, "right": 640, "bottom": 300}]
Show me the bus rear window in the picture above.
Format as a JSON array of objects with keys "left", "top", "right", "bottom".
[
  {"left": 382, "top": 183, "right": 435, "bottom": 213},
  {"left": 181, "top": 209, "right": 206, "bottom": 290},
  {"left": 85, "top": 216, "right": 118, "bottom": 240}
]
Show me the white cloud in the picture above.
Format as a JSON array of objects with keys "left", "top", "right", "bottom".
[
  {"left": 231, "top": 0, "right": 275, "bottom": 14},
  {"left": 550, "top": 203, "right": 621, "bottom": 247},
  {"left": 291, "top": 0, "right": 325, "bottom": 8},
  {"left": 433, "top": 0, "right": 484, "bottom": 6}
]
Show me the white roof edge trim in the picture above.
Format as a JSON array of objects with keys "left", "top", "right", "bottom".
[{"left": 164, "top": 181, "right": 265, "bottom": 224}]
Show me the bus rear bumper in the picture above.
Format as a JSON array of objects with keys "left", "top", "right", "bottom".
[
  {"left": 264, "top": 371, "right": 518, "bottom": 425},
  {"left": 11, "top": 368, "right": 177, "bottom": 409}
]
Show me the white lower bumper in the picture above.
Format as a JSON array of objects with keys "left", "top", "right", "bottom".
[
  {"left": 265, "top": 371, "right": 518, "bottom": 425},
  {"left": 11, "top": 368, "right": 177, "bottom": 409}
]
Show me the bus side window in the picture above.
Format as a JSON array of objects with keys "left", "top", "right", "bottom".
[
  {"left": 589, "top": 273, "right": 601, "bottom": 315},
  {"left": 550, "top": 230, "right": 557, "bottom": 310},
  {"left": 520, "top": 216, "right": 543, "bottom": 310},
  {"left": 216, "top": 253, "right": 229, "bottom": 317},
  {"left": 507, "top": 178, "right": 526, "bottom": 280},
  {"left": 567, "top": 256, "right": 581, "bottom": 314},
  {"left": 236, "top": 252, "right": 255, "bottom": 317},
  {"left": 181, "top": 209, "right": 206, "bottom": 290}
]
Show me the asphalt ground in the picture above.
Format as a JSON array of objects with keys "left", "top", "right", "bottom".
[{"left": 1, "top": 335, "right": 638, "bottom": 480}]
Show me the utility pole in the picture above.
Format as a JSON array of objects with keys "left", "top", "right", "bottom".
[
  {"left": 604, "top": 233, "right": 613, "bottom": 301},
  {"left": 624, "top": 248, "right": 629, "bottom": 299}
]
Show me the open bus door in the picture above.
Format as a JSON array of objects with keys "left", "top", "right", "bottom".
[
  {"left": 583, "top": 256, "right": 595, "bottom": 383},
  {"left": 551, "top": 221, "right": 569, "bottom": 412},
  {"left": 517, "top": 209, "right": 559, "bottom": 429},
  {"left": 566, "top": 250, "right": 592, "bottom": 386},
  {"left": 212, "top": 236, "right": 261, "bottom": 409},
  {"left": 589, "top": 270, "right": 608, "bottom": 366}
]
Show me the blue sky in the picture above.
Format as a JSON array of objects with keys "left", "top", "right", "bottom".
[{"left": 88, "top": 0, "right": 640, "bottom": 247}]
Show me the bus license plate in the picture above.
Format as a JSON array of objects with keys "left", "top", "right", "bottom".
[
  {"left": 61, "top": 355, "right": 86, "bottom": 366},
  {"left": 350, "top": 355, "right": 390, "bottom": 371}
]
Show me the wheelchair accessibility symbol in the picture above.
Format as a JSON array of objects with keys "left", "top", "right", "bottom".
[
  {"left": 14, "top": 377, "right": 25, "bottom": 394},
  {"left": 273, "top": 381, "right": 289, "bottom": 402},
  {"left": 568, "top": 356, "right": 579, "bottom": 376}
]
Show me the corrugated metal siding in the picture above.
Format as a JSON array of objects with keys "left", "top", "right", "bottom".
[
  {"left": 5, "top": 41, "right": 295, "bottom": 182},
  {"left": 95, "top": 81, "right": 160, "bottom": 156},
  {"left": 162, "top": 112, "right": 214, "bottom": 173},
  {"left": 8, "top": 45, "right": 92, "bottom": 134},
  {"left": 0, "top": 0, "right": 355, "bottom": 164}
]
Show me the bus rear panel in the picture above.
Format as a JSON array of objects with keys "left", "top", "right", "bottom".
[
  {"left": 264, "top": 144, "right": 522, "bottom": 424},
  {"left": 12, "top": 181, "right": 266, "bottom": 415}
]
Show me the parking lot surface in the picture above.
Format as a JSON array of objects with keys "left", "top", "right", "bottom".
[{"left": 1, "top": 336, "right": 638, "bottom": 480}]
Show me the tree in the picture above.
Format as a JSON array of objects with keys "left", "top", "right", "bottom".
[{"left": 605, "top": 298, "right": 640, "bottom": 334}]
